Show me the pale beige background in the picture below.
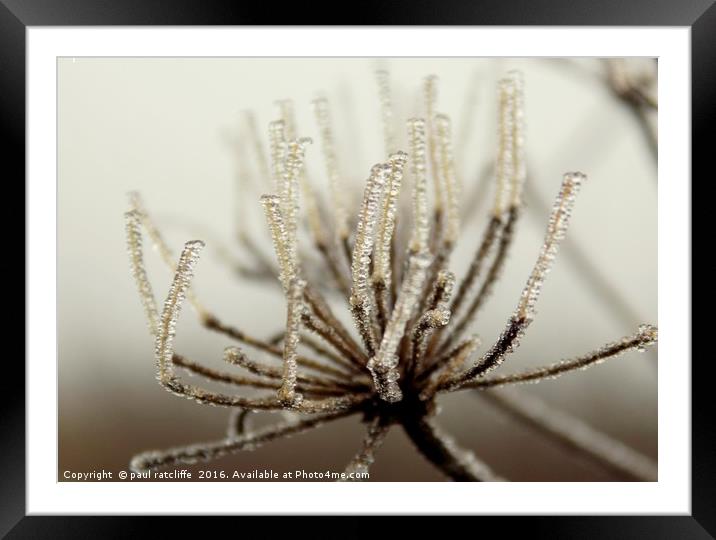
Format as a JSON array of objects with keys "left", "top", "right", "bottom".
[{"left": 58, "top": 57, "right": 656, "bottom": 481}]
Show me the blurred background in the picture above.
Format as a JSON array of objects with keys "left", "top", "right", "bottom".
[{"left": 58, "top": 57, "right": 657, "bottom": 481}]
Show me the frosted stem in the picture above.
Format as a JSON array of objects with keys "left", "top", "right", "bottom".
[
  {"left": 517, "top": 172, "right": 587, "bottom": 320},
  {"left": 439, "top": 207, "right": 519, "bottom": 356},
  {"left": 350, "top": 164, "right": 390, "bottom": 355},
  {"left": 304, "top": 284, "right": 367, "bottom": 362},
  {"left": 312, "top": 97, "right": 349, "bottom": 242},
  {"left": 278, "top": 278, "right": 307, "bottom": 406},
  {"left": 407, "top": 118, "right": 430, "bottom": 254},
  {"left": 275, "top": 99, "right": 296, "bottom": 139},
  {"left": 443, "top": 172, "right": 586, "bottom": 387},
  {"left": 455, "top": 325, "right": 658, "bottom": 391},
  {"left": 373, "top": 152, "right": 408, "bottom": 285},
  {"left": 268, "top": 119, "right": 287, "bottom": 193},
  {"left": 224, "top": 347, "right": 363, "bottom": 392},
  {"left": 424, "top": 76, "right": 444, "bottom": 213},
  {"left": 421, "top": 336, "right": 481, "bottom": 400},
  {"left": 128, "top": 192, "right": 208, "bottom": 320},
  {"left": 146, "top": 243, "right": 294, "bottom": 410},
  {"left": 409, "top": 270, "right": 454, "bottom": 376},
  {"left": 173, "top": 353, "right": 281, "bottom": 390},
  {"left": 372, "top": 151, "right": 408, "bottom": 330},
  {"left": 280, "top": 137, "right": 312, "bottom": 271},
  {"left": 403, "top": 415, "right": 506, "bottom": 482},
  {"left": 155, "top": 240, "right": 205, "bottom": 382},
  {"left": 375, "top": 69, "right": 397, "bottom": 155},
  {"left": 301, "top": 310, "right": 367, "bottom": 368},
  {"left": 260, "top": 194, "right": 296, "bottom": 291},
  {"left": 508, "top": 71, "right": 526, "bottom": 207},
  {"left": 130, "top": 408, "right": 358, "bottom": 473},
  {"left": 493, "top": 77, "right": 515, "bottom": 217},
  {"left": 435, "top": 114, "right": 460, "bottom": 246},
  {"left": 204, "top": 315, "right": 354, "bottom": 380},
  {"left": 125, "top": 210, "right": 159, "bottom": 338},
  {"left": 244, "top": 111, "right": 272, "bottom": 186},
  {"left": 173, "top": 354, "right": 346, "bottom": 397},
  {"left": 449, "top": 215, "right": 502, "bottom": 318},
  {"left": 340, "top": 417, "right": 390, "bottom": 481}
]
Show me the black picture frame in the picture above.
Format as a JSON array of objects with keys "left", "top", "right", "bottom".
[{"left": 5, "top": 0, "right": 708, "bottom": 536}]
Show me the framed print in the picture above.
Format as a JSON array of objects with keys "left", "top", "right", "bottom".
[{"left": 7, "top": 0, "right": 710, "bottom": 536}]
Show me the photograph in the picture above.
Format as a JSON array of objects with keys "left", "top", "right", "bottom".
[{"left": 57, "top": 56, "right": 657, "bottom": 483}]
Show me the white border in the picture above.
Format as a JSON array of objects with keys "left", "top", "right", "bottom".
[{"left": 28, "top": 27, "right": 690, "bottom": 514}]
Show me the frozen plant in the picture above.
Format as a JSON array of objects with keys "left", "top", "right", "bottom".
[{"left": 125, "top": 68, "right": 657, "bottom": 481}]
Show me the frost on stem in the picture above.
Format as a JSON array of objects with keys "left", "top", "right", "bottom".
[
  {"left": 278, "top": 278, "right": 307, "bottom": 406},
  {"left": 127, "top": 192, "right": 208, "bottom": 320},
  {"left": 268, "top": 120, "right": 287, "bottom": 193},
  {"left": 517, "top": 171, "right": 587, "bottom": 321},
  {"left": 448, "top": 172, "right": 587, "bottom": 387},
  {"left": 368, "top": 252, "right": 432, "bottom": 402},
  {"left": 244, "top": 111, "right": 271, "bottom": 187},
  {"left": 508, "top": 71, "right": 526, "bottom": 208},
  {"left": 424, "top": 75, "right": 444, "bottom": 213},
  {"left": 407, "top": 118, "right": 430, "bottom": 254},
  {"left": 275, "top": 99, "right": 324, "bottom": 247},
  {"left": 374, "top": 152, "right": 408, "bottom": 284},
  {"left": 372, "top": 151, "right": 408, "bottom": 329},
  {"left": 312, "top": 97, "right": 349, "bottom": 242},
  {"left": 421, "top": 335, "right": 481, "bottom": 400},
  {"left": 280, "top": 137, "right": 312, "bottom": 264},
  {"left": 260, "top": 194, "right": 297, "bottom": 292},
  {"left": 410, "top": 270, "right": 455, "bottom": 374},
  {"left": 435, "top": 114, "right": 460, "bottom": 246},
  {"left": 375, "top": 69, "right": 397, "bottom": 156},
  {"left": 125, "top": 210, "right": 159, "bottom": 338},
  {"left": 275, "top": 99, "right": 297, "bottom": 140},
  {"left": 350, "top": 164, "right": 390, "bottom": 355},
  {"left": 459, "top": 325, "right": 658, "bottom": 390},
  {"left": 402, "top": 415, "right": 506, "bottom": 482},
  {"left": 155, "top": 240, "right": 205, "bottom": 383},
  {"left": 492, "top": 77, "right": 515, "bottom": 217},
  {"left": 130, "top": 409, "right": 357, "bottom": 474}
]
